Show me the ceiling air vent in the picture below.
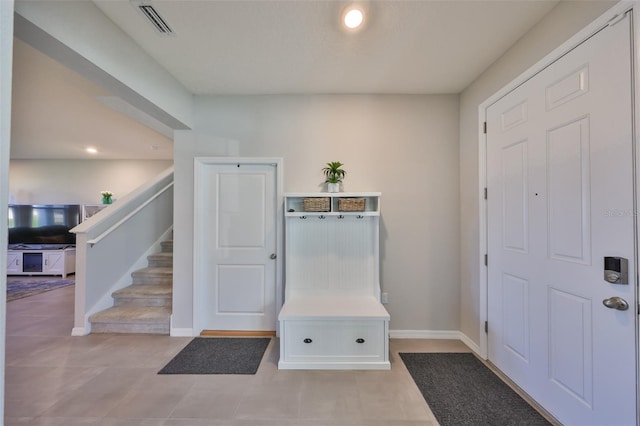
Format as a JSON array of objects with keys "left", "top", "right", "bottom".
[{"left": 134, "top": 2, "right": 173, "bottom": 35}]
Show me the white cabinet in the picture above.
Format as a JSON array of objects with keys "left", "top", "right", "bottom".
[
  {"left": 278, "top": 192, "right": 390, "bottom": 370},
  {"left": 6, "top": 248, "right": 76, "bottom": 278},
  {"left": 43, "top": 251, "right": 70, "bottom": 275},
  {"left": 6, "top": 251, "right": 21, "bottom": 274}
]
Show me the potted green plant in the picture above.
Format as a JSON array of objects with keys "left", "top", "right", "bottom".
[
  {"left": 101, "top": 190, "right": 114, "bottom": 204},
  {"left": 322, "top": 161, "right": 346, "bottom": 193}
]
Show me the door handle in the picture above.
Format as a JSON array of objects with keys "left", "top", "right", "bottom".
[
  {"left": 270, "top": 253, "right": 277, "bottom": 260},
  {"left": 602, "top": 296, "right": 629, "bottom": 311}
]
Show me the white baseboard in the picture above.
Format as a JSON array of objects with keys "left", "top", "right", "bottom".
[
  {"left": 390, "top": 329, "right": 461, "bottom": 339},
  {"left": 459, "top": 331, "right": 482, "bottom": 356},
  {"left": 170, "top": 328, "right": 194, "bottom": 337},
  {"left": 71, "top": 327, "right": 88, "bottom": 336}
]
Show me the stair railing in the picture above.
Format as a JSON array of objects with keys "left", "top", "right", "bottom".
[{"left": 70, "top": 166, "right": 174, "bottom": 335}]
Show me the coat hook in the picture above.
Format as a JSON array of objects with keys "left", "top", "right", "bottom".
[
  {"left": 300, "top": 215, "right": 307, "bottom": 219},
  {"left": 357, "top": 215, "right": 364, "bottom": 219},
  {"left": 338, "top": 215, "right": 344, "bottom": 219},
  {"left": 319, "top": 215, "right": 326, "bottom": 219}
]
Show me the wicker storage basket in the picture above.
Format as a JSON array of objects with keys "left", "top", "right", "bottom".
[
  {"left": 338, "top": 198, "right": 366, "bottom": 212},
  {"left": 303, "top": 197, "right": 330, "bottom": 212}
]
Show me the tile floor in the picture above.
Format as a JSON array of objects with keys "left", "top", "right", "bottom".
[{"left": 4, "top": 285, "right": 471, "bottom": 425}]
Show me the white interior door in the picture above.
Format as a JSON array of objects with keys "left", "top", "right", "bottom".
[
  {"left": 195, "top": 161, "right": 277, "bottom": 331},
  {"left": 486, "top": 13, "right": 636, "bottom": 425}
]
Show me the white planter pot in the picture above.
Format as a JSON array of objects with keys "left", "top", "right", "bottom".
[{"left": 327, "top": 183, "right": 340, "bottom": 193}]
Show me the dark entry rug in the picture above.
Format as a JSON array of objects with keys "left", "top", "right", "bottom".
[
  {"left": 400, "top": 352, "right": 550, "bottom": 426},
  {"left": 158, "top": 337, "right": 271, "bottom": 375},
  {"left": 6, "top": 276, "right": 74, "bottom": 302}
]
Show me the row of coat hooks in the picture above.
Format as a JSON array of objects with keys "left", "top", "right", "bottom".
[{"left": 299, "top": 215, "right": 365, "bottom": 219}]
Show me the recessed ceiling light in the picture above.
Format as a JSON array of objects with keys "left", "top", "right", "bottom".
[
  {"left": 343, "top": 6, "right": 364, "bottom": 30},
  {"left": 86, "top": 147, "right": 98, "bottom": 154}
]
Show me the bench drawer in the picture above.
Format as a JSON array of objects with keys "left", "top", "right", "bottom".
[{"left": 282, "top": 319, "right": 386, "bottom": 363}]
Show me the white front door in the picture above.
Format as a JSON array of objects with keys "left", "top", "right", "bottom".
[
  {"left": 194, "top": 161, "right": 278, "bottom": 332},
  {"left": 487, "top": 13, "right": 636, "bottom": 425}
]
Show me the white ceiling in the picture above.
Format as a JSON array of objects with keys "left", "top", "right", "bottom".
[
  {"left": 11, "top": 38, "right": 173, "bottom": 160},
  {"left": 93, "top": 0, "right": 559, "bottom": 94},
  {"left": 11, "top": 0, "right": 560, "bottom": 160}
]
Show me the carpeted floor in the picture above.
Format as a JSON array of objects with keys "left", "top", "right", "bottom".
[
  {"left": 158, "top": 337, "right": 271, "bottom": 375},
  {"left": 6, "top": 276, "right": 75, "bottom": 302},
  {"left": 400, "top": 352, "right": 551, "bottom": 426}
]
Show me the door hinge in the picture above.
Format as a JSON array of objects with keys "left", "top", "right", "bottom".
[
  {"left": 484, "top": 187, "right": 487, "bottom": 200},
  {"left": 484, "top": 321, "right": 488, "bottom": 334},
  {"left": 484, "top": 254, "right": 488, "bottom": 266},
  {"left": 483, "top": 121, "right": 487, "bottom": 134}
]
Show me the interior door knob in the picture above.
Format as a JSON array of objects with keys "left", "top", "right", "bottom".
[
  {"left": 270, "top": 253, "right": 277, "bottom": 259},
  {"left": 602, "top": 296, "right": 629, "bottom": 311}
]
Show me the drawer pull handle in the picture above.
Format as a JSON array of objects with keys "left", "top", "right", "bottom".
[
  {"left": 303, "top": 338, "right": 312, "bottom": 344},
  {"left": 356, "top": 338, "right": 365, "bottom": 344}
]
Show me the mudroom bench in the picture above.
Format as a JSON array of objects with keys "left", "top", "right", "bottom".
[{"left": 278, "top": 193, "right": 390, "bottom": 370}]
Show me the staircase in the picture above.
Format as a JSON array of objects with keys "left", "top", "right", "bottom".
[{"left": 89, "top": 240, "right": 173, "bottom": 334}]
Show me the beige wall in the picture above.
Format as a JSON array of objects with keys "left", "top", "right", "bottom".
[
  {"left": 172, "top": 95, "right": 460, "bottom": 333},
  {"left": 9, "top": 159, "right": 172, "bottom": 205},
  {"left": 458, "top": 1, "right": 617, "bottom": 345}
]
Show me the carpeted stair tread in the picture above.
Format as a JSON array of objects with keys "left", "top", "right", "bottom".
[
  {"left": 149, "top": 252, "right": 173, "bottom": 258},
  {"left": 89, "top": 306, "right": 170, "bottom": 334},
  {"left": 132, "top": 266, "right": 172, "bottom": 276},
  {"left": 131, "top": 267, "right": 173, "bottom": 285},
  {"left": 161, "top": 240, "right": 173, "bottom": 253},
  {"left": 89, "top": 306, "right": 171, "bottom": 323},
  {"left": 112, "top": 284, "right": 172, "bottom": 307},
  {"left": 113, "top": 284, "right": 172, "bottom": 298},
  {"left": 112, "top": 284, "right": 172, "bottom": 308},
  {"left": 147, "top": 252, "right": 173, "bottom": 267}
]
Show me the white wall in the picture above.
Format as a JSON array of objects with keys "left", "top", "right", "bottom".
[
  {"left": 173, "top": 95, "right": 460, "bottom": 334},
  {"left": 458, "top": 1, "right": 617, "bottom": 345},
  {"left": 1, "top": 0, "right": 15, "bottom": 420},
  {"left": 9, "top": 159, "right": 171, "bottom": 205}
]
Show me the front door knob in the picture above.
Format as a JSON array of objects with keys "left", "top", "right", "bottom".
[{"left": 603, "top": 296, "right": 629, "bottom": 311}]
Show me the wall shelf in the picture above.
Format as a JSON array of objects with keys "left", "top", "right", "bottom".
[{"left": 285, "top": 192, "right": 381, "bottom": 217}]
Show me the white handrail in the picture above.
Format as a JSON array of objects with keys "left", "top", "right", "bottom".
[{"left": 87, "top": 182, "right": 173, "bottom": 247}]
